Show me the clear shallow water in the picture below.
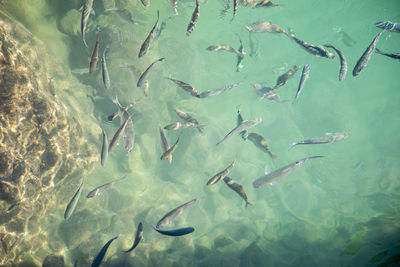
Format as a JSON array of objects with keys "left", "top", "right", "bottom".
[{"left": 1, "top": 0, "right": 400, "bottom": 266}]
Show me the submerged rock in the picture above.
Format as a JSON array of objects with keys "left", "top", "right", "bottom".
[{"left": 42, "top": 254, "right": 65, "bottom": 267}]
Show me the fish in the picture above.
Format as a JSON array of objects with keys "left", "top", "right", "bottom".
[
  {"left": 124, "top": 222, "right": 143, "bottom": 253},
  {"left": 236, "top": 35, "right": 245, "bottom": 72},
  {"left": 230, "top": 0, "right": 238, "bottom": 23},
  {"left": 168, "top": 77, "right": 201, "bottom": 98},
  {"left": 375, "top": 21, "right": 400, "bottom": 33},
  {"left": 108, "top": 116, "right": 130, "bottom": 153},
  {"left": 174, "top": 109, "right": 203, "bottom": 133},
  {"left": 101, "top": 45, "right": 111, "bottom": 89},
  {"left": 141, "top": 0, "right": 150, "bottom": 7},
  {"left": 164, "top": 121, "right": 198, "bottom": 130},
  {"left": 352, "top": 30, "right": 385, "bottom": 76},
  {"left": 137, "top": 57, "right": 165, "bottom": 87},
  {"left": 186, "top": 0, "right": 200, "bottom": 36},
  {"left": 206, "top": 45, "right": 245, "bottom": 57},
  {"left": 156, "top": 195, "right": 205, "bottom": 228},
  {"left": 139, "top": 10, "right": 159, "bottom": 58},
  {"left": 159, "top": 124, "right": 172, "bottom": 163},
  {"left": 245, "top": 21, "right": 286, "bottom": 34},
  {"left": 324, "top": 44, "right": 347, "bottom": 82},
  {"left": 254, "top": 0, "right": 280, "bottom": 7},
  {"left": 171, "top": 0, "right": 178, "bottom": 15},
  {"left": 160, "top": 135, "right": 180, "bottom": 161},
  {"left": 236, "top": 105, "right": 247, "bottom": 140},
  {"left": 287, "top": 33, "right": 335, "bottom": 58},
  {"left": 247, "top": 132, "right": 276, "bottom": 159},
  {"left": 89, "top": 29, "right": 100, "bottom": 74},
  {"left": 86, "top": 176, "right": 126, "bottom": 198},
  {"left": 105, "top": 8, "right": 137, "bottom": 24},
  {"left": 64, "top": 176, "right": 86, "bottom": 220},
  {"left": 91, "top": 235, "right": 120, "bottom": 267},
  {"left": 273, "top": 65, "right": 298, "bottom": 90},
  {"left": 81, "top": 0, "right": 94, "bottom": 48},
  {"left": 111, "top": 97, "right": 135, "bottom": 153},
  {"left": 206, "top": 160, "right": 235, "bottom": 186},
  {"left": 223, "top": 177, "right": 251, "bottom": 207},
  {"left": 289, "top": 132, "right": 347, "bottom": 149},
  {"left": 153, "top": 226, "right": 194, "bottom": 236},
  {"left": 252, "top": 156, "right": 323, "bottom": 188},
  {"left": 107, "top": 111, "right": 119, "bottom": 122},
  {"left": 216, "top": 118, "right": 262, "bottom": 146},
  {"left": 199, "top": 81, "right": 243, "bottom": 98},
  {"left": 293, "top": 64, "right": 310, "bottom": 103},
  {"left": 100, "top": 126, "right": 108, "bottom": 166},
  {"left": 376, "top": 48, "right": 400, "bottom": 59}
]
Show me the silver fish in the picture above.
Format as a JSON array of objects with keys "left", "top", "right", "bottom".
[
  {"left": 376, "top": 48, "right": 400, "bottom": 59},
  {"left": 86, "top": 176, "right": 126, "bottom": 198},
  {"left": 91, "top": 235, "right": 119, "bottom": 267},
  {"left": 352, "top": 30, "right": 385, "bottom": 77},
  {"left": 108, "top": 116, "right": 130, "bottom": 153},
  {"left": 199, "top": 81, "right": 243, "bottom": 98},
  {"left": 101, "top": 45, "right": 111, "bottom": 89},
  {"left": 64, "top": 176, "right": 86, "bottom": 220},
  {"left": 293, "top": 64, "right": 310, "bottom": 103},
  {"left": 159, "top": 124, "right": 172, "bottom": 164},
  {"left": 375, "top": 21, "right": 400, "bottom": 33},
  {"left": 156, "top": 195, "right": 205, "bottom": 228},
  {"left": 289, "top": 132, "right": 347, "bottom": 149},
  {"left": 206, "top": 160, "right": 235, "bottom": 186},
  {"left": 137, "top": 57, "right": 165, "bottom": 87},
  {"left": 223, "top": 176, "right": 251, "bottom": 207},
  {"left": 174, "top": 109, "right": 203, "bottom": 133},
  {"left": 160, "top": 135, "right": 180, "bottom": 161},
  {"left": 124, "top": 222, "right": 143, "bottom": 253},
  {"left": 216, "top": 118, "right": 262, "bottom": 146},
  {"left": 89, "top": 30, "right": 100, "bottom": 74},
  {"left": 168, "top": 77, "right": 201, "bottom": 98},
  {"left": 324, "top": 44, "right": 347, "bottom": 82},
  {"left": 287, "top": 33, "right": 335, "bottom": 58},
  {"left": 236, "top": 35, "right": 245, "bottom": 72},
  {"left": 100, "top": 126, "right": 108, "bottom": 166},
  {"left": 247, "top": 132, "right": 276, "bottom": 159},
  {"left": 164, "top": 121, "right": 198, "bottom": 130},
  {"left": 245, "top": 21, "right": 286, "bottom": 34},
  {"left": 81, "top": 0, "right": 94, "bottom": 48},
  {"left": 252, "top": 156, "right": 323, "bottom": 188},
  {"left": 138, "top": 10, "right": 159, "bottom": 58},
  {"left": 186, "top": 0, "right": 200, "bottom": 36}
]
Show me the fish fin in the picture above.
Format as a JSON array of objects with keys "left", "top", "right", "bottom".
[{"left": 264, "top": 164, "right": 270, "bottom": 175}]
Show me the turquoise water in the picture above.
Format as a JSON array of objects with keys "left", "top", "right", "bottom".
[{"left": 1, "top": 0, "right": 400, "bottom": 266}]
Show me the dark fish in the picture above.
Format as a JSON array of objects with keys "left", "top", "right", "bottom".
[
  {"left": 139, "top": 10, "right": 159, "bottom": 58},
  {"left": 64, "top": 176, "right": 86, "bottom": 220},
  {"left": 153, "top": 226, "right": 194, "bottom": 236},
  {"left": 199, "top": 81, "right": 243, "bottom": 98},
  {"left": 159, "top": 124, "right": 172, "bottom": 164},
  {"left": 105, "top": 8, "right": 137, "bottom": 24},
  {"left": 223, "top": 177, "right": 251, "bottom": 207},
  {"left": 81, "top": 0, "right": 94, "bottom": 48},
  {"left": 141, "top": 0, "right": 150, "bottom": 7},
  {"left": 247, "top": 132, "right": 276, "bottom": 159},
  {"left": 101, "top": 45, "right": 110, "bottom": 89},
  {"left": 156, "top": 195, "right": 205, "bottom": 228},
  {"left": 289, "top": 132, "right": 347, "bottom": 149},
  {"left": 287, "top": 33, "right": 335, "bottom": 58},
  {"left": 236, "top": 35, "right": 245, "bottom": 72},
  {"left": 245, "top": 21, "right": 286, "bottom": 34},
  {"left": 324, "top": 44, "right": 347, "bottom": 82},
  {"left": 86, "top": 176, "right": 126, "bottom": 198},
  {"left": 293, "top": 64, "right": 310, "bottom": 103},
  {"left": 206, "top": 45, "right": 245, "bottom": 57},
  {"left": 100, "top": 126, "right": 108, "bottom": 166},
  {"left": 89, "top": 30, "right": 100, "bottom": 74},
  {"left": 137, "top": 57, "right": 165, "bottom": 87},
  {"left": 124, "top": 222, "right": 143, "bottom": 253},
  {"left": 91, "top": 235, "right": 120, "bottom": 267},
  {"left": 253, "top": 156, "right": 323, "bottom": 188},
  {"left": 168, "top": 77, "right": 201, "bottom": 98},
  {"left": 273, "top": 65, "right": 298, "bottom": 90},
  {"left": 164, "top": 121, "right": 198, "bottom": 130},
  {"left": 206, "top": 160, "right": 235, "bottom": 186},
  {"left": 375, "top": 21, "right": 400, "bottom": 33},
  {"left": 108, "top": 116, "right": 130, "bottom": 153},
  {"left": 376, "top": 48, "right": 400, "bottom": 59},
  {"left": 186, "top": 0, "right": 200, "bottom": 36},
  {"left": 236, "top": 106, "right": 247, "bottom": 140},
  {"left": 216, "top": 118, "right": 262, "bottom": 146},
  {"left": 230, "top": 0, "right": 238, "bottom": 23},
  {"left": 160, "top": 135, "right": 180, "bottom": 161},
  {"left": 174, "top": 109, "right": 203, "bottom": 133},
  {"left": 352, "top": 30, "right": 385, "bottom": 76}
]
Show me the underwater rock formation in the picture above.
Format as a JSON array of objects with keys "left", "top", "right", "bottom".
[{"left": 0, "top": 10, "right": 98, "bottom": 265}]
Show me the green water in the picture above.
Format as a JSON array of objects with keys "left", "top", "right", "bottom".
[{"left": 2, "top": 0, "right": 400, "bottom": 266}]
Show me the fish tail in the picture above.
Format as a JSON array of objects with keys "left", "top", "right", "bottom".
[
  {"left": 245, "top": 201, "right": 252, "bottom": 208},
  {"left": 270, "top": 153, "right": 277, "bottom": 160}
]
